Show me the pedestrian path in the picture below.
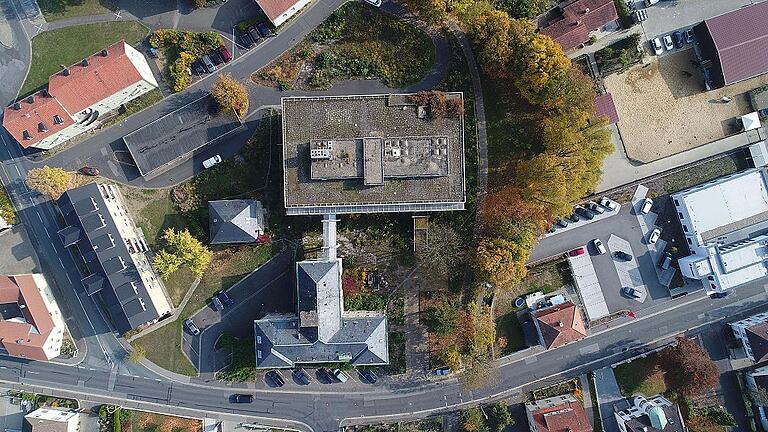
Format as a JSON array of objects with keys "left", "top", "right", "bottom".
[{"left": 593, "top": 367, "right": 623, "bottom": 432}]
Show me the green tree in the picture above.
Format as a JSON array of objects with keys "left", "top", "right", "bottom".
[
  {"left": 159, "top": 228, "right": 213, "bottom": 279},
  {"left": 460, "top": 2, "right": 511, "bottom": 72},
  {"left": 26, "top": 166, "right": 71, "bottom": 199},
  {"left": 438, "top": 346, "right": 462, "bottom": 371},
  {"left": 153, "top": 250, "right": 182, "bottom": 281},
  {"left": 703, "top": 407, "right": 736, "bottom": 427},
  {"left": 422, "top": 301, "right": 459, "bottom": 335},
  {"left": 462, "top": 407, "right": 488, "bottom": 432},
  {"left": 496, "top": 0, "right": 550, "bottom": 18},
  {"left": 211, "top": 73, "right": 249, "bottom": 118},
  {"left": 487, "top": 403, "right": 514, "bottom": 432}
]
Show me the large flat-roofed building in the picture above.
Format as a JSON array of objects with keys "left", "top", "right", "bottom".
[
  {"left": 24, "top": 407, "right": 80, "bottom": 432},
  {"left": 0, "top": 274, "right": 65, "bottom": 361},
  {"left": 123, "top": 95, "right": 243, "bottom": 178},
  {"left": 674, "top": 168, "right": 768, "bottom": 293},
  {"left": 282, "top": 94, "right": 466, "bottom": 215},
  {"left": 3, "top": 40, "right": 158, "bottom": 150},
  {"left": 57, "top": 183, "right": 172, "bottom": 333}
]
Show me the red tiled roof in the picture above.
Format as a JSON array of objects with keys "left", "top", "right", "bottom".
[
  {"left": 2, "top": 92, "right": 74, "bottom": 148},
  {"left": 594, "top": 92, "right": 619, "bottom": 124},
  {"left": 703, "top": 1, "right": 768, "bottom": 85},
  {"left": 535, "top": 302, "right": 586, "bottom": 349},
  {"left": 540, "top": 0, "right": 618, "bottom": 51},
  {"left": 48, "top": 40, "right": 144, "bottom": 115},
  {"left": 255, "top": 0, "right": 301, "bottom": 24},
  {"left": 532, "top": 400, "right": 593, "bottom": 432},
  {"left": 0, "top": 275, "right": 58, "bottom": 361}
]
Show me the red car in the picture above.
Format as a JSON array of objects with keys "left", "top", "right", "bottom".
[
  {"left": 568, "top": 247, "right": 585, "bottom": 257},
  {"left": 218, "top": 45, "right": 232, "bottom": 62},
  {"left": 78, "top": 166, "right": 100, "bottom": 176}
]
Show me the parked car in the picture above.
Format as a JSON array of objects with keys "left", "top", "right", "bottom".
[
  {"left": 575, "top": 206, "right": 595, "bottom": 220},
  {"left": 78, "top": 166, "right": 100, "bottom": 176},
  {"left": 598, "top": 196, "right": 618, "bottom": 211},
  {"left": 203, "top": 155, "right": 222, "bottom": 169},
  {"left": 201, "top": 54, "right": 216, "bottom": 73},
  {"left": 644, "top": 0, "right": 659, "bottom": 6},
  {"left": 640, "top": 198, "right": 653, "bottom": 214},
  {"left": 358, "top": 368, "right": 377, "bottom": 384},
  {"left": 587, "top": 201, "right": 605, "bottom": 215},
  {"left": 659, "top": 252, "right": 673, "bottom": 269},
  {"left": 622, "top": 286, "right": 643, "bottom": 298},
  {"left": 217, "top": 290, "right": 234, "bottom": 306},
  {"left": 209, "top": 49, "right": 224, "bottom": 65},
  {"left": 218, "top": 45, "right": 232, "bottom": 62},
  {"left": 673, "top": 31, "right": 683, "bottom": 49},
  {"left": 684, "top": 29, "right": 694, "bottom": 44},
  {"left": 293, "top": 368, "right": 312, "bottom": 385},
  {"left": 231, "top": 393, "right": 253, "bottom": 403},
  {"left": 211, "top": 295, "right": 224, "bottom": 311},
  {"left": 184, "top": 318, "right": 200, "bottom": 336},
  {"left": 248, "top": 26, "right": 263, "bottom": 44},
  {"left": 592, "top": 238, "right": 606, "bottom": 255},
  {"left": 434, "top": 367, "right": 451, "bottom": 376},
  {"left": 663, "top": 34, "right": 674, "bottom": 51},
  {"left": 363, "top": 0, "right": 382, "bottom": 5},
  {"left": 192, "top": 60, "right": 206, "bottom": 75},
  {"left": 332, "top": 368, "right": 349, "bottom": 383},
  {"left": 568, "top": 247, "right": 585, "bottom": 257},
  {"left": 651, "top": 38, "right": 663, "bottom": 56},
  {"left": 317, "top": 368, "right": 334, "bottom": 382},
  {"left": 555, "top": 219, "right": 569, "bottom": 228},
  {"left": 238, "top": 30, "right": 255, "bottom": 48},
  {"left": 568, "top": 213, "right": 580, "bottom": 223},
  {"left": 267, "top": 370, "right": 285, "bottom": 387},
  {"left": 648, "top": 228, "right": 661, "bottom": 244},
  {"left": 256, "top": 22, "right": 273, "bottom": 38},
  {"left": 614, "top": 251, "right": 632, "bottom": 261}
]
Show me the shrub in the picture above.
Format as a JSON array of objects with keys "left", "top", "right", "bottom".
[
  {"left": 150, "top": 30, "right": 222, "bottom": 92},
  {"left": 422, "top": 301, "right": 459, "bottom": 335},
  {"left": 211, "top": 73, "right": 249, "bottom": 117}
]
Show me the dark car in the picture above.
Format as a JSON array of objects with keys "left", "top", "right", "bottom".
[
  {"left": 256, "top": 22, "right": 273, "bottom": 38},
  {"left": 684, "top": 29, "right": 694, "bottom": 44},
  {"left": 238, "top": 30, "right": 254, "bottom": 48},
  {"left": 575, "top": 206, "right": 595, "bottom": 220},
  {"left": 293, "top": 368, "right": 311, "bottom": 385},
  {"left": 217, "top": 290, "right": 234, "bottom": 306},
  {"left": 192, "top": 60, "right": 206, "bottom": 75},
  {"left": 555, "top": 219, "right": 568, "bottom": 228},
  {"left": 673, "top": 31, "right": 683, "bottom": 48},
  {"left": 317, "top": 367, "right": 334, "bottom": 383},
  {"left": 231, "top": 393, "right": 253, "bottom": 403},
  {"left": 568, "top": 213, "right": 580, "bottom": 223},
  {"left": 622, "top": 286, "right": 643, "bottom": 298},
  {"left": 358, "top": 368, "right": 377, "bottom": 384},
  {"left": 711, "top": 291, "right": 729, "bottom": 299},
  {"left": 211, "top": 295, "right": 224, "bottom": 311},
  {"left": 209, "top": 49, "right": 224, "bottom": 65},
  {"left": 218, "top": 45, "right": 232, "bottom": 62},
  {"left": 79, "top": 166, "right": 100, "bottom": 176},
  {"left": 614, "top": 251, "right": 632, "bottom": 261},
  {"left": 267, "top": 370, "right": 285, "bottom": 387},
  {"left": 247, "top": 26, "right": 262, "bottom": 44}
]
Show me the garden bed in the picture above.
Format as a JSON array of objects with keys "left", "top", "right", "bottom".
[
  {"left": 148, "top": 29, "right": 222, "bottom": 92},
  {"left": 0, "top": 184, "right": 16, "bottom": 225},
  {"left": 252, "top": 2, "right": 434, "bottom": 90},
  {"left": 595, "top": 34, "right": 643, "bottom": 75}
]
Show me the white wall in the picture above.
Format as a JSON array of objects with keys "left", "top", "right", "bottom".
[{"left": 272, "top": 0, "right": 312, "bottom": 26}]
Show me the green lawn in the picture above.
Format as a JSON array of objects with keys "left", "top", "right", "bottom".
[
  {"left": 38, "top": 0, "right": 113, "bottom": 22},
  {"left": 100, "top": 89, "right": 164, "bottom": 129},
  {"left": 21, "top": 21, "right": 149, "bottom": 97},
  {"left": 496, "top": 311, "right": 526, "bottom": 355},
  {"left": 132, "top": 320, "right": 197, "bottom": 376},
  {"left": 613, "top": 355, "right": 668, "bottom": 397},
  {"left": 137, "top": 192, "right": 187, "bottom": 248}
]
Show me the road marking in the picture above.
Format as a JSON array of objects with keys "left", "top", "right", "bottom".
[
  {"left": 65, "top": 273, "right": 72, "bottom": 284},
  {"left": 43, "top": 226, "right": 50, "bottom": 237},
  {"left": 36, "top": 211, "right": 43, "bottom": 223},
  {"left": 57, "top": 256, "right": 64, "bottom": 267},
  {"left": 14, "top": 165, "right": 21, "bottom": 177}
]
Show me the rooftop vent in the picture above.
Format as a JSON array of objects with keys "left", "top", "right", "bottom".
[
  {"left": 53, "top": 114, "right": 64, "bottom": 125},
  {"left": 26, "top": 95, "right": 34, "bottom": 104},
  {"left": 101, "top": 48, "right": 108, "bottom": 57},
  {"left": 62, "top": 68, "right": 70, "bottom": 76},
  {"left": 12, "top": 102, "right": 20, "bottom": 110},
  {"left": 584, "top": 7, "right": 590, "bottom": 13},
  {"left": 81, "top": 58, "right": 89, "bottom": 67},
  {"left": 22, "top": 130, "right": 32, "bottom": 140},
  {"left": 38, "top": 122, "right": 48, "bottom": 132}
]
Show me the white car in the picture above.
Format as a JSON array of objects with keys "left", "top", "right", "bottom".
[
  {"left": 202, "top": 155, "right": 222, "bottom": 169},
  {"left": 640, "top": 198, "right": 653, "bottom": 214},
  {"left": 599, "top": 196, "right": 618, "bottom": 211},
  {"left": 592, "top": 238, "right": 606, "bottom": 254},
  {"left": 362, "top": 0, "right": 382, "bottom": 6},
  {"left": 651, "top": 38, "right": 663, "bottom": 56},
  {"left": 663, "top": 34, "right": 674, "bottom": 51},
  {"left": 648, "top": 228, "right": 661, "bottom": 244}
]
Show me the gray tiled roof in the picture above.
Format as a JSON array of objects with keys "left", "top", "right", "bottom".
[
  {"left": 297, "top": 260, "right": 341, "bottom": 342},
  {"left": 208, "top": 200, "right": 265, "bottom": 244}
]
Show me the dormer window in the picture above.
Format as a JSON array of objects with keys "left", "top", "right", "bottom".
[
  {"left": 22, "top": 130, "right": 32, "bottom": 140},
  {"left": 38, "top": 122, "right": 48, "bottom": 132},
  {"left": 53, "top": 115, "right": 64, "bottom": 125}
]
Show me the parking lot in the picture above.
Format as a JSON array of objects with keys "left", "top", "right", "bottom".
[
  {"left": 529, "top": 192, "right": 673, "bottom": 316},
  {"left": 634, "top": 0, "right": 754, "bottom": 40}
]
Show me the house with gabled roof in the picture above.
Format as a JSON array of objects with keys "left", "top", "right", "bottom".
[
  {"left": 533, "top": 301, "right": 587, "bottom": 349},
  {"left": 731, "top": 311, "right": 768, "bottom": 362},
  {"left": 208, "top": 200, "right": 266, "bottom": 245},
  {"left": 539, "top": 0, "right": 618, "bottom": 52},
  {"left": 3, "top": 40, "right": 158, "bottom": 150},
  {"left": 255, "top": 0, "right": 310, "bottom": 27},
  {"left": 525, "top": 394, "right": 593, "bottom": 432}
]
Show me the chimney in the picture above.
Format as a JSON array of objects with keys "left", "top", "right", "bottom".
[
  {"left": 101, "top": 48, "right": 108, "bottom": 57},
  {"left": 584, "top": 7, "right": 590, "bottom": 13},
  {"left": 557, "top": 321, "right": 564, "bottom": 327},
  {"left": 53, "top": 115, "right": 64, "bottom": 125},
  {"left": 81, "top": 58, "right": 89, "bottom": 67},
  {"left": 26, "top": 95, "right": 34, "bottom": 104},
  {"left": 63, "top": 68, "right": 70, "bottom": 76},
  {"left": 12, "top": 102, "right": 20, "bottom": 110}
]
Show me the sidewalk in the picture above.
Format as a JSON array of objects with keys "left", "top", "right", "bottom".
[{"left": 593, "top": 367, "right": 623, "bottom": 432}]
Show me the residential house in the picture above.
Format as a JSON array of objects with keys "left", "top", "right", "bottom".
[
  {"left": 23, "top": 407, "right": 80, "bottom": 432},
  {"left": 613, "top": 395, "right": 687, "bottom": 432},
  {"left": 731, "top": 312, "right": 768, "bottom": 362},
  {"left": 255, "top": 0, "right": 311, "bottom": 27},
  {"left": 532, "top": 301, "right": 587, "bottom": 349},
  {"left": 208, "top": 200, "right": 266, "bottom": 244},
  {"left": 539, "top": 0, "right": 618, "bottom": 52},
  {"left": 525, "top": 394, "right": 592, "bottom": 432},
  {"left": 3, "top": 40, "right": 158, "bottom": 150}
]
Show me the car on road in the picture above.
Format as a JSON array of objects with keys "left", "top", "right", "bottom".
[
  {"left": 203, "top": 155, "right": 222, "bottom": 169},
  {"left": 358, "top": 368, "right": 377, "bottom": 384},
  {"left": 218, "top": 45, "right": 232, "bottom": 62},
  {"left": 293, "top": 368, "right": 311, "bottom": 385},
  {"left": 231, "top": 393, "right": 253, "bottom": 403},
  {"left": 710, "top": 291, "right": 729, "bottom": 299},
  {"left": 332, "top": 368, "right": 349, "bottom": 383},
  {"left": 651, "top": 38, "right": 663, "bottom": 56},
  {"left": 663, "top": 34, "right": 674, "bottom": 51},
  {"left": 211, "top": 295, "right": 224, "bottom": 311},
  {"left": 434, "top": 367, "right": 451, "bottom": 375},
  {"left": 644, "top": 0, "right": 659, "bottom": 6},
  {"left": 217, "top": 290, "right": 234, "bottom": 306},
  {"left": 684, "top": 29, "right": 694, "bottom": 44},
  {"left": 256, "top": 22, "right": 274, "bottom": 38},
  {"left": 640, "top": 198, "right": 653, "bottom": 214},
  {"left": 659, "top": 252, "right": 673, "bottom": 269},
  {"left": 648, "top": 228, "right": 661, "bottom": 244},
  {"left": 673, "top": 31, "right": 683, "bottom": 49},
  {"left": 555, "top": 219, "right": 568, "bottom": 228},
  {"left": 575, "top": 206, "right": 595, "bottom": 220},
  {"left": 587, "top": 201, "right": 605, "bottom": 215},
  {"left": 184, "top": 319, "right": 200, "bottom": 336},
  {"left": 201, "top": 54, "right": 216, "bottom": 73},
  {"left": 568, "top": 247, "right": 585, "bottom": 257},
  {"left": 622, "top": 286, "right": 643, "bottom": 298},
  {"left": 614, "top": 251, "right": 632, "bottom": 261},
  {"left": 599, "top": 196, "right": 618, "bottom": 211},
  {"left": 267, "top": 369, "right": 285, "bottom": 387},
  {"left": 592, "top": 238, "right": 606, "bottom": 254},
  {"left": 78, "top": 166, "right": 100, "bottom": 176}
]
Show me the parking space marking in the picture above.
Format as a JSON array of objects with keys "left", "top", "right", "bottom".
[{"left": 607, "top": 234, "right": 648, "bottom": 303}]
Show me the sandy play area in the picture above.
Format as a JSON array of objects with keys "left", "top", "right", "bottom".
[{"left": 605, "top": 48, "right": 767, "bottom": 163}]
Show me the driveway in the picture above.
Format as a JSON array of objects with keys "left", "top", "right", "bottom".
[
  {"left": 594, "top": 367, "right": 624, "bottom": 432},
  {"left": 635, "top": 0, "right": 755, "bottom": 39},
  {"left": 183, "top": 249, "right": 294, "bottom": 377}
]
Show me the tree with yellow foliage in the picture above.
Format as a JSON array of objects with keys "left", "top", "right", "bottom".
[{"left": 211, "top": 73, "right": 249, "bottom": 118}]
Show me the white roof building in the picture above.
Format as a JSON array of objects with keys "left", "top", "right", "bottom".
[{"left": 673, "top": 167, "right": 768, "bottom": 292}]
